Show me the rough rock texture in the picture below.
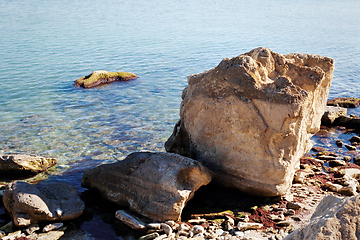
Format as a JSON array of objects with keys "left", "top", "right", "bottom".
[
  {"left": 327, "top": 97, "right": 360, "bottom": 108},
  {"left": 81, "top": 152, "right": 212, "bottom": 222},
  {"left": 285, "top": 194, "right": 360, "bottom": 239},
  {"left": 165, "top": 47, "right": 334, "bottom": 196},
  {"left": 74, "top": 70, "right": 137, "bottom": 88},
  {"left": 3, "top": 181, "right": 85, "bottom": 227},
  {"left": 0, "top": 155, "right": 57, "bottom": 178},
  {"left": 321, "top": 106, "right": 348, "bottom": 126}
]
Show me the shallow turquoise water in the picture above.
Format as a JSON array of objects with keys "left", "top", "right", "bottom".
[{"left": 0, "top": 0, "right": 360, "bottom": 237}]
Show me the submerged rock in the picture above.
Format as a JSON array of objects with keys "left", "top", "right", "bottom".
[
  {"left": 0, "top": 154, "right": 57, "bottom": 178},
  {"left": 285, "top": 194, "right": 360, "bottom": 239},
  {"left": 81, "top": 152, "right": 212, "bottom": 222},
  {"left": 166, "top": 47, "right": 334, "bottom": 196},
  {"left": 3, "top": 182, "right": 85, "bottom": 227},
  {"left": 74, "top": 70, "right": 137, "bottom": 88}
]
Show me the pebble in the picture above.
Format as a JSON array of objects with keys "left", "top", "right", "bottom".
[
  {"left": 336, "top": 140, "right": 343, "bottom": 147},
  {"left": 284, "top": 209, "right": 295, "bottom": 216},
  {"left": 43, "top": 222, "right": 64, "bottom": 232},
  {"left": 139, "top": 232, "right": 160, "bottom": 240},
  {"left": 192, "top": 225, "right": 205, "bottom": 235},
  {"left": 25, "top": 223, "right": 40, "bottom": 235},
  {"left": 345, "top": 144, "right": 357, "bottom": 151},
  {"left": 160, "top": 223, "right": 172, "bottom": 236},
  {"left": 147, "top": 223, "right": 162, "bottom": 230},
  {"left": 286, "top": 202, "right": 302, "bottom": 210},
  {"left": 276, "top": 221, "right": 291, "bottom": 227},
  {"left": 350, "top": 136, "right": 360, "bottom": 143},
  {"left": 115, "top": 210, "right": 147, "bottom": 231},
  {"left": 237, "top": 222, "right": 263, "bottom": 231}
]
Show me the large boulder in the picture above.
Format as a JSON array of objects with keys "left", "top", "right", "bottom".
[
  {"left": 3, "top": 181, "right": 85, "bottom": 227},
  {"left": 285, "top": 194, "right": 360, "bottom": 239},
  {"left": 81, "top": 152, "right": 212, "bottom": 222},
  {"left": 165, "top": 47, "right": 334, "bottom": 196},
  {"left": 74, "top": 70, "right": 138, "bottom": 88},
  {"left": 0, "top": 154, "right": 57, "bottom": 178}
]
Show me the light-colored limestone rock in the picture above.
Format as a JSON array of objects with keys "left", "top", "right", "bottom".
[
  {"left": 82, "top": 152, "right": 212, "bottom": 222},
  {"left": 166, "top": 47, "right": 334, "bottom": 196},
  {"left": 321, "top": 106, "right": 347, "bottom": 125},
  {"left": 3, "top": 181, "right": 84, "bottom": 227},
  {"left": 0, "top": 154, "right": 57, "bottom": 178},
  {"left": 285, "top": 194, "right": 360, "bottom": 239}
]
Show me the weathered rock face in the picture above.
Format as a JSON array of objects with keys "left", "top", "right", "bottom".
[
  {"left": 74, "top": 70, "right": 138, "bottom": 88},
  {"left": 3, "top": 181, "right": 85, "bottom": 227},
  {"left": 0, "top": 155, "right": 57, "bottom": 178},
  {"left": 165, "top": 47, "right": 334, "bottom": 196},
  {"left": 81, "top": 152, "right": 212, "bottom": 222},
  {"left": 285, "top": 194, "right": 360, "bottom": 239}
]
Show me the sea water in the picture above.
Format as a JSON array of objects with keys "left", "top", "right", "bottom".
[{"left": 0, "top": 0, "right": 359, "bottom": 238}]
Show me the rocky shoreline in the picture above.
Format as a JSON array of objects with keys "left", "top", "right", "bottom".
[{"left": 0, "top": 48, "right": 360, "bottom": 240}]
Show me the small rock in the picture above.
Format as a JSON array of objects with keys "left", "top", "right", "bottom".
[
  {"left": 188, "top": 218, "right": 206, "bottom": 224},
  {"left": 160, "top": 223, "right": 172, "bottom": 236},
  {"left": 192, "top": 225, "right": 205, "bottom": 234},
  {"left": 139, "top": 232, "right": 160, "bottom": 240},
  {"left": 292, "top": 217, "right": 302, "bottom": 222},
  {"left": 237, "top": 222, "right": 263, "bottom": 231},
  {"left": 178, "top": 223, "right": 190, "bottom": 232},
  {"left": 353, "top": 155, "right": 360, "bottom": 165},
  {"left": 316, "top": 155, "right": 337, "bottom": 161},
  {"left": 345, "top": 144, "right": 357, "bottom": 151},
  {"left": 115, "top": 210, "right": 147, "bottom": 231},
  {"left": 286, "top": 202, "right": 302, "bottom": 210},
  {"left": 164, "top": 220, "right": 175, "bottom": 228},
  {"left": 268, "top": 214, "right": 285, "bottom": 222},
  {"left": 350, "top": 136, "right": 360, "bottom": 143},
  {"left": 336, "top": 140, "right": 343, "bottom": 147},
  {"left": 284, "top": 209, "right": 295, "bottom": 216},
  {"left": 329, "top": 160, "right": 347, "bottom": 167},
  {"left": 273, "top": 207, "right": 287, "bottom": 213},
  {"left": 0, "top": 230, "right": 5, "bottom": 238},
  {"left": 26, "top": 223, "right": 40, "bottom": 235},
  {"left": 43, "top": 222, "right": 63, "bottom": 232},
  {"left": 311, "top": 147, "right": 325, "bottom": 152},
  {"left": 343, "top": 156, "right": 352, "bottom": 162},
  {"left": 276, "top": 221, "right": 291, "bottom": 227},
  {"left": 147, "top": 223, "right": 162, "bottom": 230}
]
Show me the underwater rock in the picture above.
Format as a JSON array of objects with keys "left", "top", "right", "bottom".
[
  {"left": 166, "top": 47, "right": 334, "bottom": 196},
  {"left": 81, "top": 152, "right": 212, "bottom": 222},
  {"left": 74, "top": 70, "right": 138, "bottom": 88},
  {"left": 3, "top": 181, "right": 85, "bottom": 227},
  {"left": 0, "top": 154, "right": 57, "bottom": 178}
]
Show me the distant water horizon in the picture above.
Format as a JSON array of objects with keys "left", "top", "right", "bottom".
[{"left": 0, "top": 0, "right": 359, "bottom": 238}]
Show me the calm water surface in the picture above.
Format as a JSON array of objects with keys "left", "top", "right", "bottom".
[{"left": 0, "top": 0, "right": 360, "bottom": 238}]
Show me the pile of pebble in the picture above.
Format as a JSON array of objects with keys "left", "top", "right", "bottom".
[
  {"left": 115, "top": 209, "right": 295, "bottom": 240},
  {"left": 0, "top": 221, "right": 65, "bottom": 240}
]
